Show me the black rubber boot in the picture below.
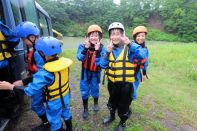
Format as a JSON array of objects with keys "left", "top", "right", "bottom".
[
  {"left": 93, "top": 98, "right": 99, "bottom": 112},
  {"left": 32, "top": 114, "right": 50, "bottom": 131},
  {"left": 115, "top": 113, "right": 127, "bottom": 131},
  {"left": 82, "top": 99, "right": 89, "bottom": 119},
  {"left": 103, "top": 103, "right": 116, "bottom": 125},
  {"left": 64, "top": 117, "right": 73, "bottom": 131},
  {"left": 115, "top": 123, "right": 125, "bottom": 131},
  {"left": 103, "top": 111, "right": 115, "bottom": 125}
]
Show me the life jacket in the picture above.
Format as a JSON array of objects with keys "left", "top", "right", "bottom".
[
  {"left": 82, "top": 47, "right": 101, "bottom": 72},
  {"left": 43, "top": 57, "right": 73, "bottom": 106},
  {"left": 27, "top": 49, "right": 38, "bottom": 74},
  {"left": 134, "top": 58, "right": 146, "bottom": 69},
  {"left": 106, "top": 45, "right": 135, "bottom": 83},
  {"left": 81, "top": 45, "right": 102, "bottom": 82},
  {"left": 0, "top": 32, "right": 12, "bottom": 61}
]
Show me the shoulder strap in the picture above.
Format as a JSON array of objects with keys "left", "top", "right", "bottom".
[{"left": 122, "top": 46, "right": 128, "bottom": 82}]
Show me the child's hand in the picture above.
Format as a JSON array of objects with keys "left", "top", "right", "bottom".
[
  {"left": 95, "top": 41, "right": 101, "bottom": 51},
  {"left": 0, "top": 81, "right": 15, "bottom": 90},
  {"left": 83, "top": 37, "right": 90, "bottom": 49},
  {"left": 107, "top": 40, "right": 113, "bottom": 52},
  {"left": 121, "top": 36, "right": 130, "bottom": 45},
  {"left": 13, "top": 80, "right": 24, "bottom": 86}
]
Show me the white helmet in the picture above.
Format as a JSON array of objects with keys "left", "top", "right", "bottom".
[{"left": 108, "top": 22, "right": 125, "bottom": 32}]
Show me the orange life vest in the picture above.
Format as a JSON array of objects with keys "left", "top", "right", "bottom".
[
  {"left": 82, "top": 50, "right": 100, "bottom": 72},
  {"left": 134, "top": 58, "right": 146, "bottom": 69},
  {"left": 27, "top": 49, "right": 38, "bottom": 74}
]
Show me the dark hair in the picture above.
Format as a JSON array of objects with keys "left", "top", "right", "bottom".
[
  {"left": 109, "top": 28, "right": 124, "bottom": 36},
  {"left": 87, "top": 31, "right": 102, "bottom": 39}
]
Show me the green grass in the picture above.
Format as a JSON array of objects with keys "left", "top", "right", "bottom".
[{"left": 62, "top": 42, "right": 197, "bottom": 130}]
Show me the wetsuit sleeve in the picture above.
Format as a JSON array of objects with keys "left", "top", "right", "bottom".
[
  {"left": 0, "top": 21, "right": 20, "bottom": 48},
  {"left": 76, "top": 43, "right": 87, "bottom": 61},
  {"left": 95, "top": 45, "right": 108, "bottom": 68},
  {"left": 99, "top": 47, "right": 110, "bottom": 69},
  {"left": 129, "top": 42, "right": 146, "bottom": 62},
  {"left": 24, "top": 70, "right": 54, "bottom": 97}
]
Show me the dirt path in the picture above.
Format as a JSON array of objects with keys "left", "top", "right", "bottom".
[{"left": 6, "top": 68, "right": 197, "bottom": 131}]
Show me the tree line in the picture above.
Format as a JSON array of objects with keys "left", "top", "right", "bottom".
[{"left": 37, "top": 0, "right": 197, "bottom": 42}]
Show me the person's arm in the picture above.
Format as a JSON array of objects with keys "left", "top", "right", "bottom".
[
  {"left": 76, "top": 43, "right": 88, "bottom": 61},
  {"left": 0, "top": 21, "right": 20, "bottom": 48},
  {"left": 129, "top": 42, "right": 146, "bottom": 62},
  {"left": 95, "top": 44, "right": 108, "bottom": 68},
  {"left": 98, "top": 48, "right": 110, "bottom": 69},
  {"left": 24, "top": 71, "right": 54, "bottom": 97}
]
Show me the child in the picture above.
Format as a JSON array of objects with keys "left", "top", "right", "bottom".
[
  {"left": 132, "top": 26, "right": 149, "bottom": 100},
  {"left": 100, "top": 22, "right": 146, "bottom": 131},
  {"left": 76, "top": 24, "right": 106, "bottom": 119},
  {"left": 0, "top": 36, "right": 73, "bottom": 131},
  {"left": 14, "top": 21, "right": 49, "bottom": 130}
]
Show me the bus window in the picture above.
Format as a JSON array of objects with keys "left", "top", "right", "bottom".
[
  {"left": 21, "top": 0, "right": 38, "bottom": 26},
  {"left": 0, "top": 1, "right": 4, "bottom": 22},
  {"left": 38, "top": 11, "right": 49, "bottom": 36},
  {"left": 10, "top": 0, "right": 22, "bottom": 25}
]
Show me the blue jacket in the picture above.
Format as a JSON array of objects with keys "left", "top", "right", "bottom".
[
  {"left": 24, "top": 69, "right": 70, "bottom": 110},
  {"left": 0, "top": 21, "right": 20, "bottom": 48},
  {"left": 77, "top": 43, "right": 106, "bottom": 81}
]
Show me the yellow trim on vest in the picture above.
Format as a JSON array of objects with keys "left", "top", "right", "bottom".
[
  {"left": 107, "top": 46, "right": 135, "bottom": 83},
  {"left": 44, "top": 57, "right": 72, "bottom": 101},
  {"left": 0, "top": 32, "right": 6, "bottom": 40},
  {"left": 0, "top": 32, "right": 12, "bottom": 61},
  {"left": 43, "top": 57, "right": 73, "bottom": 72}
]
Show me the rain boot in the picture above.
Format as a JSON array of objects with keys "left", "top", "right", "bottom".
[
  {"left": 115, "top": 123, "right": 125, "bottom": 131},
  {"left": 82, "top": 99, "right": 89, "bottom": 119},
  {"left": 93, "top": 98, "right": 99, "bottom": 112},
  {"left": 103, "top": 109, "right": 115, "bottom": 125},
  {"left": 64, "top": 117, "right": 73, "bottom": 131},
  {"left": 32, "top": 114, "right": 50, "bottom": 131}
]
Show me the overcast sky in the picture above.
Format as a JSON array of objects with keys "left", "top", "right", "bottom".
[{"left": 113, "top": 0, "right": 120, "bottom": 5}]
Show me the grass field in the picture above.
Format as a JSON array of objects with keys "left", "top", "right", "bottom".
[{"left": 62, "top": 42, "right": 197, "bottom": 131}]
